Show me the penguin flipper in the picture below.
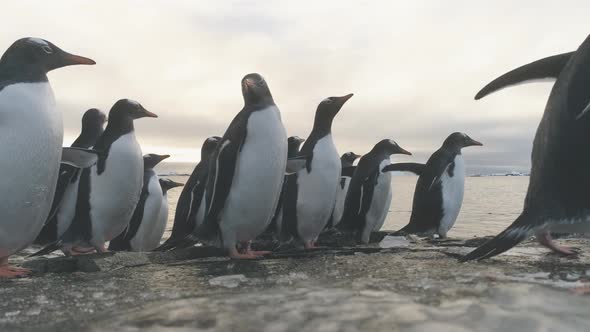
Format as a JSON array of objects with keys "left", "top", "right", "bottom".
[
  {"left": 382, "top": 163, "right": 425, "bottom": 175},
  {"left": 28, "top": 241, "right": 63, "bottom": 257},
  {"left": 285, "top": 155, "right": 308, "bottom": 174},
  {"left": 60, "top": 147, "right": 100, "bottom": 168},
  {"left": 460, "top": 214, "right": 534, "bottom": 262},
  {"left": 475, "top": 52, "right": 574, "bottom": 100}
]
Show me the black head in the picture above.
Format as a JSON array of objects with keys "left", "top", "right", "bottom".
[
  {"left": 340, "top": 151, "right": 361, "bottom": 167},
  {"left": 372, "top": 139, "right": 412, "bottom": 157},
  {"left": 241, "top": 73, "right": 274, "bottom": 106},
  {"left": 143, "top": 154, "right": 170, "bottom": 169},
  {"left": 288, "top": 136, "right": 305, "bottom": 157},
  {"left": 0, "top": 38, "right": 95, "bottom": 77},
  {"left": 442, "top": 132, "right": 483, "bottom": 151},
  {"left": 159, "top": 178, "right": 184, "bottom": 193},
  {"left": 312, "top": 94, "right": 353, "bottom": 133},
  {"left": 201, "top": 136, "right": 222, "bottom": 160},
  {"left": 81, "top": 108, "right": 107, "bottom": 131},
  {"left": 106, "top": 99, "right": 157, "bottom": 133}
]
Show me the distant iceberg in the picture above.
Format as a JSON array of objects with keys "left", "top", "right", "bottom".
[
  {"left": 157, "top": 172, "right": 191, "bottom": 177},
  {"left": 470, "top": 171, "right": 530, "bottom": 177}
]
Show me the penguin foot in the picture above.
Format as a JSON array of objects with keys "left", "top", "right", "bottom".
[
  {"left": 229, "top": 248, "right": 263, "bottom": 260},
  {"left": 241, "top": 241, "right": 271, "bottom": 256},
  {"left": 0, "top": 258, "right": 31, "bottom": 278},
  {"left": 573, "top": 286, "right": 590, "bottom": 295},
  {"left": 537, "top": 232, "right": 577, "bottom": 256},
  {"left": 304, "top": 241, "right": 318, "bottom": 249},
  {"left": 70, "top": 246, "right": 97, "bottom": 255}
]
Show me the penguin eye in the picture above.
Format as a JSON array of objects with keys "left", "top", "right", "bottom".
[
  {"left": 324, "top": 98, "right": 333, "bottom": 104},
  {"left": 257, "top": 81, "right": 266, "bottom": 87},
  {"left": 41, "top": 46, "right": 53, "bottom": 54}
]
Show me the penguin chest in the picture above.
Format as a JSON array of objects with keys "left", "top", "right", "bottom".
[
  {"left": 365, "top": 160, "right": 393, "bottom": 233},
  {"left": 219, "top": 106, "right": 287, "bottom": 244},
  {"left": 131, "top": 176, "right": 165, "bottom": 251},
  {"left": 438, "top": 155, "right": 465, "bottom": 236},
  {"left": 90, "top": 133, "right": 143, "bottom": 242},
  {"left": 296, "top": 135, "right": 341, "bottom": 241},
  {"left": 0, "top": 82, "right": 62, "bottom": 255},
  {"left": 332, "top": 176, "right": 352, "bottom": 227}
]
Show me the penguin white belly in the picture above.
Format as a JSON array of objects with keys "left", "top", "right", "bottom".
[
  {"left": 0, "top": 83, "right": 62, "bottom": 257},
  {"left": 296, "top": 135, "right": 341, "bottom": 242},
  {"left": 90, "top": 133, "right": 143, "bottom": 245},
  {"left": 152, "top": 195, "right": 169, "bottom": 247},
  {"left": 193, "top": 190, "right": 207, "bottom": 230},
  {"left": 56, "top": 177, "right": 81, "bottom": 238},
  {"left": 363, "top": 161, "right": 392, "bottom": 242},
  {"left": 438, "top": 155, "right": 465, "bottom": 237},
  {"left": 219, "top": 107, "right": 287, "bottom": 247},
  {"left": 130, "top": 175, "right": 163, "bottom": 251},
  {"left": 331, "top": 176, "right": 352, "bottom": 227}
]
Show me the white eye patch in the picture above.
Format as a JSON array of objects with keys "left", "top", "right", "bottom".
[
  {"left": 322, "top": 98, "right": 333, "bottom": 104},
  {"left": 388, "top": 139, "right": 397, "bottom": 146}
]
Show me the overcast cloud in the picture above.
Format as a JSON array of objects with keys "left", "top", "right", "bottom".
[{"left": 2, "top": 1, "right": 589, "bottom": 171}]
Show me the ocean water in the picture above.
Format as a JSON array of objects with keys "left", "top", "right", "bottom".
[{"left": 156, "top": 162, "right": 529, "bottom": 240}]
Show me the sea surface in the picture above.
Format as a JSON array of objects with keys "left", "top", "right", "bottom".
[{"left": 156, "top": 162, "right": 529, "bottom": 239}]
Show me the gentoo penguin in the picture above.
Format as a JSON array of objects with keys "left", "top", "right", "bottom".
[
  {"left": 338, "top": 140, "right": 411, "bottom": 244},
  {"left": 269, "top": 135, "right": 305, "bottom": 238},
  {"left": 328, "top": 151, "right": 361, "bottom": 229},
  {"left": 32, "top": 99, "right": 157, "bottom": 256},
  {"left": 109, "top": 155, "right": 183, "bottom": 252},
  {"left": 35, "top": 108, "right": 107, "bottom": 245},
  {"left": 386, "top": 133, "right": 482, "bottom": 238},
  {"left": 195, "top": 73, "right": 288, "bottom": 259},
  {"left": 0, "top": 37, "right": 95, "bottom": 277},
  {"left": 155, "top": 136, "right": 221, "bottom": 251},
  {"left": 283, "top": 94, "right": 353, "bottom": 248},
  {"left": 462, "top": 34, "right": 590, "bottom": 261}
]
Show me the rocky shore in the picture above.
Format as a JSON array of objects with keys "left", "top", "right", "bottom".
[{"left": 1, "top": 233, "right": 589, "bottom": 331}]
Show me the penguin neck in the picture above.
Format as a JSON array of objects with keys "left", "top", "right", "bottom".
[
  {"left": 442, "top": 144, "right": 462, "bottom": 155},
  {"left": 341, "top": 159, "right": 354, "bottom": 168},
  {"left": 311, "top": 113, "right": 334, "bottom": 138},
  {"left": 0, "top": 61, "right": 47, "bottom": 85},
  {"left": 94, "top": 118, "right": 135, "bottom": 150},
  {"left": 245, "top": 96, "right": 275, "bottom": 111},
  {"left": 72, "top": 125, "right": 104, "bottom": 148}
]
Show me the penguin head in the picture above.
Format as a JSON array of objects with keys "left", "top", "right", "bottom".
[
  {"left": 288, "top": 136, "right": 305, "bottom": 153},
  {"left": 443, "top": 132, "right": 483, "bottom": 150},
  {"left": 81, "top": 108, "right": 107, "bottom": 131},
  {"left": 340, "top": 151, "right": 361, "bottom": 166},
  {"left": 201, "top": 136, "right": 222, "bottom": 160},
  {"left": 241, "top": 73, "right": 273, "bottom": 105},
  {"left": 0, "top": 37, "right": 95, "bottom": 73},
  {"left": 374, "top": 139, "right": 412, "bottom": 157},
  {"left": 159, "top": 178, "right": 184, "bottom": 193},
  {"left": 109, "top": 99, "right": 158, "bottom": 122},
  {"left": 143, "top": 154, "right": 170, "bottom": 169},
  {"left": 316, "top": 94, "right": 354, "bottom": 119}
]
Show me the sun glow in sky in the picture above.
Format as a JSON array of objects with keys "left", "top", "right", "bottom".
[{"left": 5, "top": 1, "right": 590, "bottom": 167}]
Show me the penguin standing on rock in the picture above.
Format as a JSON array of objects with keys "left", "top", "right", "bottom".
[
  {"left": 35, "top": 108, "right": 107, "bottom": 245},
  {"left": 329, "top": 152, "right": 361, "bottom": 229},
  {"left": 338, "top": 139, "right": 411, "bottom": 244},
  {"left": 0, "top": 37, "right": 95, "bottom": 277},
  {"left": 31, "top": 99, "right": 158, "bottom": 257},
  {"left": 156, "top": 136, "right": 221, "bottom": 251},
  {"left": 386, "top": 132, "right": 482, "bottom": 238},
  {"left": 462, "top": 33, "right": 590, "bottom": 261},
  {"left": 195, "top": 73, "right": 289, "bottom": 259},
  {"left": 109, "top": 154, "right": 183, "bottom": 252},
  {"left": 283, "top": 94, "right": 353, "bottom": 248}
]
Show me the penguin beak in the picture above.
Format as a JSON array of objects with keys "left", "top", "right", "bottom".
[
  {"left": 170, "top": 181, "right": 184, "bottom": 188},
  {"left": 336, "top": 93, "right": 354, "bottom": 106},
  {"left": 158, "top": 154, "right": 171, "bottom": 162},
  {"left": 466, "top": 138, "right": 483, "bottom": 147},
  {"left": 51, "top": 48, "right": 96, "bottom": 70},
  {"left": 396, "top": 146, "right": 412, "bottom": 156},
  {"left": 353, "top": 153, "right": 361, "bottom": 159},
  {"left": 140, "top": 106, "right": 158, "bottom": 118}
]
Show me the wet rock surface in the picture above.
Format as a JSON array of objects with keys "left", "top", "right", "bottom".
[{"left": 1, "top": 233, "right": 590, "bottom": 331}]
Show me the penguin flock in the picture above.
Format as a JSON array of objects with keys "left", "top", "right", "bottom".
[{"left": 1, "top": 33, "right": 590, "bottom": 277}]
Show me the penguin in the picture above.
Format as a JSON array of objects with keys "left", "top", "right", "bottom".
[
  {"left": 109, "top": 155, "right": 183, "bottom": 252},
  {"left": 31, "top": 99, "right": 157, "bottom": 256},
  {"left": 385, "top": 133, "right": 482, "bottom": 238},
  {"left": 195, "top": 73, "right": 289, "bottom": 259},
  {"left": 282, "top": 94, "right": 353, "bottom": 248},
  {"left": 35, "top": 108, "right": 107, "bottom": 245},
  {"left": 328, "top": 152, "right": 361, "bottom": 229},
  {"left": 269, "top": 135, "right": 305, "bottom": 239},
  {"left": 338, "top": 139, "right": 411, "bottom": 244},
  {"left": 0, "top": 37, "right": 95, "bottom": 277},
  {"left": 462, "top": 33, "right": 590, "bottom": 261},
  {"left": 155, "top": 136, "right": 221, "bottom": 251}
]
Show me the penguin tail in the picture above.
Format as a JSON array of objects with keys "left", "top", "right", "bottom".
[
  {"left": 28, "top": 241, "right": 63, "bottom": 258},
  {"left": 460, "top": 214, "right": 534, "bottom": 262}
]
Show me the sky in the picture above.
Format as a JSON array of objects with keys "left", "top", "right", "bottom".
[{"left": 2, "top": 1, "right": 589, "bottom": 172}]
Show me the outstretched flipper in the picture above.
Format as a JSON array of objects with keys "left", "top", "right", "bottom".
[
  {"left": 382, "top": 162, "right": 425, "bottom": 175},
  {"left": 460, "top": 214, "right": 535, "bottom": 262},
  {"left": 475, "top": 52, "right": 573, "bottom": 100},
  {"left": 61, "top": 147, "right": 101, "bottom": 168},
  {"left": 285, "top": 155, "right": 309, "bottom": 174}
]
